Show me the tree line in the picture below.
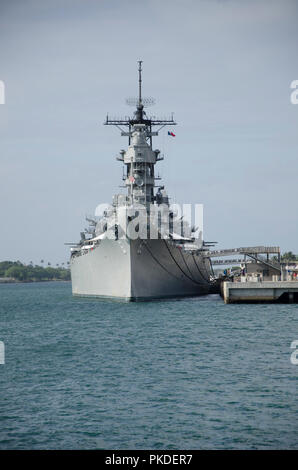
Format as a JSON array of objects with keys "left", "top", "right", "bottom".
[
  {"left": 280, "top": 251, "right": 298, "bottom": 261},
  {"left": 0, "top": 261, "right": 70, "bottom": 281}
]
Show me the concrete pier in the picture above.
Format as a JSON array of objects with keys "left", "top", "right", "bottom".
[{"left": 222, "top": 280, "right": 298, "bottom": 303}]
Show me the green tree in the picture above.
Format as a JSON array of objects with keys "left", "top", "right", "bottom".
[
  {"left": 281, "top": 251, "right": 297, "bottom": 261},
  {"left": 5, "top": 266, "right": 27, "bottom": 281},
  {"left": 1, "top": 260, "right": 70, "bottom": 282}
]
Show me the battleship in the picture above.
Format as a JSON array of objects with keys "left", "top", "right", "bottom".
[{"left": 70, "top": 62, "right": 213, "bottom": 300}]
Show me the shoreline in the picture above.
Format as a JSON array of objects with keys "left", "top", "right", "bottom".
[{"left": 0, "top": 278, "right": 71, "bottom": 284}]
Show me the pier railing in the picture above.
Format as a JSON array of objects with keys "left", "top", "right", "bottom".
[{"left": 204, "top": 246, "right": 280, "bottom": 258}]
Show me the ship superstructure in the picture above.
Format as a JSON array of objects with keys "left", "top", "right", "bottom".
[{"left": 70, "top": 62, "right": 212, "bottom": 300}]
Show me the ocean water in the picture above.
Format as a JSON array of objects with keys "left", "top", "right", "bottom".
[{"left": 0, "top": 281, "right": 297, "bottom": 450}]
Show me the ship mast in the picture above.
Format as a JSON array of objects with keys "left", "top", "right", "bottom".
[
  {"left": 105, "top": 61, "right": 176, "bottom": 207},
  {"left": 138, "top": 60, "right": 142, "bottom": 106},
  {"left": 105, "top": 60, "right": 176, "bottom": 149}
]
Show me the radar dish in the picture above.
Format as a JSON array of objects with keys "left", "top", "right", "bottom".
[{"left": 126, "top": 97, "right": 155, "bottom": 107}]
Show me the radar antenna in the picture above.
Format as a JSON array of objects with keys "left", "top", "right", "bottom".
[
  {"left": 105, "top": 60, "right": 176, "bottom": 147},
  {"left": 126, "top": 97, "right": 155, "bottom": 107},
  {"left": 138, "top": 60, "right": 142, "bottom": 106}
]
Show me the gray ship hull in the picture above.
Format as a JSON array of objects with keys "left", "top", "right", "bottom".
[
  {"left": 71, "top": 238, "right": 211, "bottom": 301},
  {"left": 70, "top": 62, "right": 214, "bottom": 302}
]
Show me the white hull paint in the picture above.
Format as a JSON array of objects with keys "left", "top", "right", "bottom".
[{"left": 71, "top": 238, "right": 211, "bottom": 301}]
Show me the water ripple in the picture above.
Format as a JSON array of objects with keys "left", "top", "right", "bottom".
[{"left": 0, "top": 282, "right": 297, "bottom": 449}]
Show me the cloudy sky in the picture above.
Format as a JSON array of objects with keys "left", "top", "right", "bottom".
[{"left": 0, "top": 0, "right": 297, "bottom": 264}]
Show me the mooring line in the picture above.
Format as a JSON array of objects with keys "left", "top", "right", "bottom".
[
  {"left": 142, "top": 241, "right": 182, "bottom": 282},
  {"left": 192, "top": 252, "right": 210, "bottom": 284},
  {"left": 163, "top": 240, "right": 205, "bottom": 286}
]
